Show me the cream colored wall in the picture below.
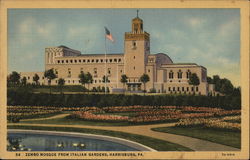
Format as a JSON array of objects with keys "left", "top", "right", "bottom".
[
  {"left": 145, "top": 65, "right": 155, "bottom": 91},
  {"left": 153, "top": 64, "right": 208, "bottom": 95},
  {"left": 46, "top": 61, "right": 125, "bottom": 88},
  {"left": 124, "top": 40, "right": 146, "bottom": 81}
]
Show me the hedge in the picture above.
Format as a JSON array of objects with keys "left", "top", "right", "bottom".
[{"left": 7, "top": 90, "right": 241, "bottom": 110}]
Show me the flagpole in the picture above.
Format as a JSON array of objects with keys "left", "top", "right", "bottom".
[{"left": 104, "top": 32, "right": 107, "bottom": 94}]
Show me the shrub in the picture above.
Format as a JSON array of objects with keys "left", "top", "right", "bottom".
[{"left": 7, "top": 89, "right": 241, "bottom": 109}]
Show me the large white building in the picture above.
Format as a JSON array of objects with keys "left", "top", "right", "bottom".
[{"left": 20, "top": 14, "right": 214, "bottom": 95}]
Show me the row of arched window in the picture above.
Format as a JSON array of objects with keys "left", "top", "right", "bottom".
[
  {"left": 56, "top": 58, "right": 122, "bottom": 64},
  {"left": 54, "top": 79, "right": 111, "bottom": 84},
  {"left": 168, "top": 86, "right": 199, "bottom": 92},
  {"left": 169, "top": 70, "right": 191, "bottom": 79}
]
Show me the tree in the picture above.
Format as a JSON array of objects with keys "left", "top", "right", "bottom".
[
  {"left": 85, "top": 72, "right": 93, "bottom": 94},
  {"left": 207, "top": 76, "right": 213, "bottom": 84},
  {"left": 212, "top": 75, "right": 221, "bottom": 92},
  {"left": 210, "top": 75, "right": 235, "bottom": 95},
  {"left": 102, "top": 75, "right": 110, "bottom": 94},
  {"left": 188, "top": 73, "right": 200, "bottom": 94},
  {"left": 9, "top": 71, "right": 20, "bottom": 86},
  {"left": 102, "top": 75, "right": 110, "bottom": 83},
  {"left": 33, "top": 74, "right": 40, "bottom": 85},
  {"left": 58, "top": 78, "right": 65, "bottom": 94},
  {"left": 220, "top": 78, "right": 234, "bottom": 95},
  {"left": 139, "top": 74, "right": 150, "bottom": 95},
  {"left": 44, "top": 68, "right": 57, "bottom": 94},
  {"left": 79, "top": 72, "right": 87, "bottom": 88},
  {"left": 120, "top": 74, "right": 128, "bottom": 89},
  {"left": 21, "top": 77, "right": 27, "bottom": 86}
]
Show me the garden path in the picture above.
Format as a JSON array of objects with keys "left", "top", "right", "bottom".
[
  {"left": 9, "top": 122, "right": 240, "bottom": 151},
  {"left": 20, "top": 113, "right": 70, "bottom": 121}
]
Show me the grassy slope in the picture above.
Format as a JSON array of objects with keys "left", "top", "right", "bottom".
[
  {"left": 7, "top": 125, "right": 192, "bottom": 151},
  {"left": 152, "top": 126, "right": 241, "bottom": 149}
]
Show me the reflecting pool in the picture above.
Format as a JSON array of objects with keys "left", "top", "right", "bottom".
[{"left": 7, "top": 130, "right": 153, "bottom": 151}]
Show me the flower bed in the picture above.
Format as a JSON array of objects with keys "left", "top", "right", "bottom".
[
  {"left": 176, "top": 118, "right": 241, "bottom": 131},
  {"left": 72, "top": 111, "right": 129, "bottom": 122},
  {"left": 7, "top": 105, "right": 241, "bottom": 131}
]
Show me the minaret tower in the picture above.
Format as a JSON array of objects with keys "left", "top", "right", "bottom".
[{"left": 124, "top": 10, "right": 150, "bottom": 82}]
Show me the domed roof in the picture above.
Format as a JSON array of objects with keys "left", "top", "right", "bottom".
[
  {"left": 132, "top": 17, "right": 143, "bottom": 22},
  {"left": 155, "top": 53, "right": 173, "bottom": 64},
  {"left": 132, "top": 10, "right": 143, "bottom": 22}
]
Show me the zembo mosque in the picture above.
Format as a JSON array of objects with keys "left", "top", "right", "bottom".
[{"left": 21, "top": 13, "right": 215, "bottom": 95}]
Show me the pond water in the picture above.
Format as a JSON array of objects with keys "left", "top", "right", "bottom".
[{"left": 7, "top": 131, "right": 142, "bottom": 151}]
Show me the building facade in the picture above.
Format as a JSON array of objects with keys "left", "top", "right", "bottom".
[{"left": 20, "top": 15, "right": 214, "bottom": 95}]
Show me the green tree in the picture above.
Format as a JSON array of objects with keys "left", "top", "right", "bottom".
[
  {"left": 9, "top": 71, "right": 20, "bottom": 86},
  {"left": 21, "top": 77, "right": 27, "bottom": 86},
  {"left": 44, "top": 68, "right": 57, "bottom": 94},
  {"left": 188, "top": 73, "right": 200, "bottom": 94},
  {"left": 79, "top": 72, "right": 87, "bottom": 88},
  {"left": 33, "top": 73, "right": 40, "bottom": 85},
  {"left": 120, "top": 74, "right": 128, "bottom": 89},
  {"left": 139, "top": 73, "right": 150, "bottom": 95},
  {"left": 85, "top": 72, "right": 93, "bottom": 94},
  {"left": 210, "top": 75, "right": 235, "bottom": 95},
  {"left": 102, "top": 75, "right": 110, "bottom": 83},
  {"left": 207, "top": 76, "right": 213, "bottom": 84},
  {"left": 58, "top": 78, "right": 65, "bottom": 94},
  {"left": 212, "top": 75, "right": 221, "bottom": 91},
  {"left": 220, "top": 78, "right": 234, "bottom": 95}
]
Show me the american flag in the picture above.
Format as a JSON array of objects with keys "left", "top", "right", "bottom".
[{"left": 105, "top": 27, "right": 114, "bottom": 42}]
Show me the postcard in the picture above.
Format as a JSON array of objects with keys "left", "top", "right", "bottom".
[{"left": 0, "top": 0, "right": 249, "bottom": 159}]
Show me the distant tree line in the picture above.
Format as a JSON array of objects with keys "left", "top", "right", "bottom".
[{"left": 207, "top": 75, "right": 240, "bottom": 96}]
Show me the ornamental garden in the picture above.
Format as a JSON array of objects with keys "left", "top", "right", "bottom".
[{"left": 7, "top": 71, "right": 241, "bottom": 151}]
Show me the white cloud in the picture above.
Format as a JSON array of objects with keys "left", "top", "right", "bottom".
[
  {"left": 18, "top": 18, "right": 56, "bottom": 44},
  {"left": 37, "top": 23, "right": 56, "bottom": 38},
  {"left": 151, "top": 30, "right": 166, "bottom": 40},
  {"left": 19, "top": 17, "right": 34, "bottom": 34},
  {"left": 217, "top": 18, "right": 239, "bottom": 38},
  {"left": 186, "top": 17, "right": 206, "bottom": 28}
]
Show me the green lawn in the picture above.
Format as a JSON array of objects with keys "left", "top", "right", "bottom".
[
  {"left": 223, "top": 119, "right": 241, "bottom": 123},
  {"left": 7, "top": 125, "right": 192, "bottom": 151},
  {"left": 20, "top": 112, "right": 63, "bottom": 120},
  {"left": 152, "top": 126, "right": 241, "bottom": 149}
]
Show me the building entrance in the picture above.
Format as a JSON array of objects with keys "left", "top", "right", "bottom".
[{"left": 127, "top": 83, "right": 142, "bottom": 91}]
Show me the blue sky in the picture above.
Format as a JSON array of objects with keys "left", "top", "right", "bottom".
[{"left": 8, "top": 9, "right": 240, "bottom": 86}]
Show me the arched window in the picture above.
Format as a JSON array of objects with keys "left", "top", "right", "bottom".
[
  {"left": 132, "top": 41, "right": 137, "bottom": 49},
  {"left": 169, "top": 70, "right": 174, "bottom": 79},
  {"left": 178, "top": 70, "right": 182, "bottom": 79},
  {"left": 186, "top": 70, "right": 191, "bottom": 79}
]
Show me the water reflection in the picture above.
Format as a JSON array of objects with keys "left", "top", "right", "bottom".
[{"left": 8, "top": 133, "right": 138, "bottom": 151}]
